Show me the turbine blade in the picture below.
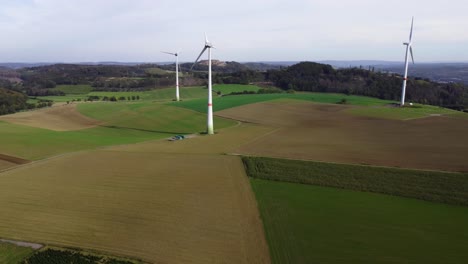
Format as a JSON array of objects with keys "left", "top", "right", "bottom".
[
  {"left": 410, "top": 46, "right": 415, "bottom": 64},
  {"left": 409, "top": 16, "right": 414, "bottom": 41},
  {"left": 205, "top": 32, "right": 209, "bottom": 44},
  {"left": 190, "top": 46, "right": 208, "bottom": 70},
  {"left": 161, "top": 51, "right": 176, "bottom": 56}
]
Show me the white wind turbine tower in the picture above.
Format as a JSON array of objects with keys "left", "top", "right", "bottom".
[
  {"left": 400, "top": 17, "right": 415, "bottom": 106},
  {"left": 191, "top": 34, "right": 215, "bottom": 135},
  {"left": 161, "top": 51, "right": 180, "bottom": 101}
]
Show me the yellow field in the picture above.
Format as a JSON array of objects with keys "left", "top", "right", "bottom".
[
  {"left": 0, "top": 103, "right": 101, "bottom": 131},
  {"left": 0, "top": 123, "right": 271, "bottom": 263}
]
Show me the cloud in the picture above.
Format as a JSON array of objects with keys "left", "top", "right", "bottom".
[{"left": 0, "top": 0, "right": 466, "bottom": 62}]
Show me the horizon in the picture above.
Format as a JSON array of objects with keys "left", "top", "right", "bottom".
[{"left": 2, "top": 59, "right": 468, "bottom": 65}]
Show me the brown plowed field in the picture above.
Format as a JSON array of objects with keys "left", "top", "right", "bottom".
[
  {"left": 0, "top": 104, "right": 101, "bottom": 131},
  {"left": 0, "top": 124, "right": 271, "bottom": 264},
  {"left": 217, "top": 101, "right": 468, "bottom": 172}
]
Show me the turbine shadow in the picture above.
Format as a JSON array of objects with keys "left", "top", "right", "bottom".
[{"left": 100, "top": 125, "right": 189, "bottom": 135}]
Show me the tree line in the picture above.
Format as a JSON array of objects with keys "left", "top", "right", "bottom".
[
  {"left": 1, "top": 61, "right": 467, "bottom": 115},
  {"left": 264, "top": 62, "right": 468, "bottom": 110}
]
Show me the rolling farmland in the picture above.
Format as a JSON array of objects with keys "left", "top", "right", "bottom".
[{"left": 1, "top": 86, "right": 468, "bottom": 263}]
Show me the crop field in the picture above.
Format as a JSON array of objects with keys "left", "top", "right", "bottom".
[
  {"left": 0, "top": 242, "right": 34, "bottom": 264},
  {"left": 0, "top": 147, "right": 270, "bottom": 263},
  {"left": 251, "top": 179, "right": 468, "bottom": 264},
  {"left": 243, "top": 156, "right": 468, "bottom": 206},
  {"left": 218, "top": 100, "right": 468, "bottom": 172}
]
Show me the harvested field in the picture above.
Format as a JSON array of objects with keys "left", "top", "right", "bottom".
[
  {"left": 0, "top": 104, "right": 101, "bottom": 131},
  {"left": 0, "top": 125, "right": 270, "bottom": 263},
  {"left": 217, "top": 101, "right": 468, "bottom": 172}
]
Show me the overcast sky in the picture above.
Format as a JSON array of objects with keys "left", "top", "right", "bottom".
[{"left": 0, "top": 0, "right": 467, "bottom": 63}]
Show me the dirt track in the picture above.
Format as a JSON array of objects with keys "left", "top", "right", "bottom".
[
  {"left": 0, "top": 104, "right": 101, "bottom": 131},
  {"left": 217, "top": 101, "right": 468, "bottom": 172}
]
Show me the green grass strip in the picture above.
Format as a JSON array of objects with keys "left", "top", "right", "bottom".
[
  {"left": 0, "top": 242, "right": 34, "bottom": 264},
  {"left": 242, "top": 156, "right": 468, "bottom": 206}
]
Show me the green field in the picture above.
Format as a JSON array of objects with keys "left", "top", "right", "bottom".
[
  {"left": 251, "top": 179, "right": 468, "bottom": 264},
  {"left": 36, "top": 84, "right": 261, "bottom": 103},
  {"left": 348, "top": 104, "right": 468, "bottom": 120},
  {"left": 242, "top": 156, "right": 468, "bottom": 206},
  {"left": 0, "top": 103, "right": 235, "bottom": 160},
  {"left": 173, "top": 93, "right": 393, "bottom": 113},
  {"left": 0, "top": 242, "right": 34, "bottom": 264}
]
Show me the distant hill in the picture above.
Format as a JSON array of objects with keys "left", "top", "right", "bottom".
[
  {"left": 320, "top": 60, "right": 468, "bottom": 85},
  {"left": 375, "top": 63, "right": 468, "bottom": 85}
]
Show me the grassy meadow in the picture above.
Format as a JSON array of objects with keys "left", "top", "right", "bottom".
[
  {"left": 251, "top": 179, "right": 468, "bottom": 264},
  {"left": 36, "top": 84, "right": 261, "bottom": 103},
  {"left": 173, "top": 92, "right": 393, "bottom": 113},
  {"left": 0, "top": 242, "right": 34, "bottom": 264},
  {"left": 0, "top": 103, "right": 235, "bottom": 160}
]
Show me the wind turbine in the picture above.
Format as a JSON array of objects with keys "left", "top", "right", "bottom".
[
  {"left": 191, "top": 34, "right": 214, "bottom": 135},
  {"left": 400, "top": 17, "right": 415, "bottom": 106},
  {"left": 161, "top": 51, "right": 180, "bottom": 101}
]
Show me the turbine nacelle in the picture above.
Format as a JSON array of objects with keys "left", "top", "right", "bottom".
[
  {"left": 191, "top": 34, "right": 215, "bottom": 71},
  {"left": 161, "top": 51, "right": 179, "bottom": 57}
]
